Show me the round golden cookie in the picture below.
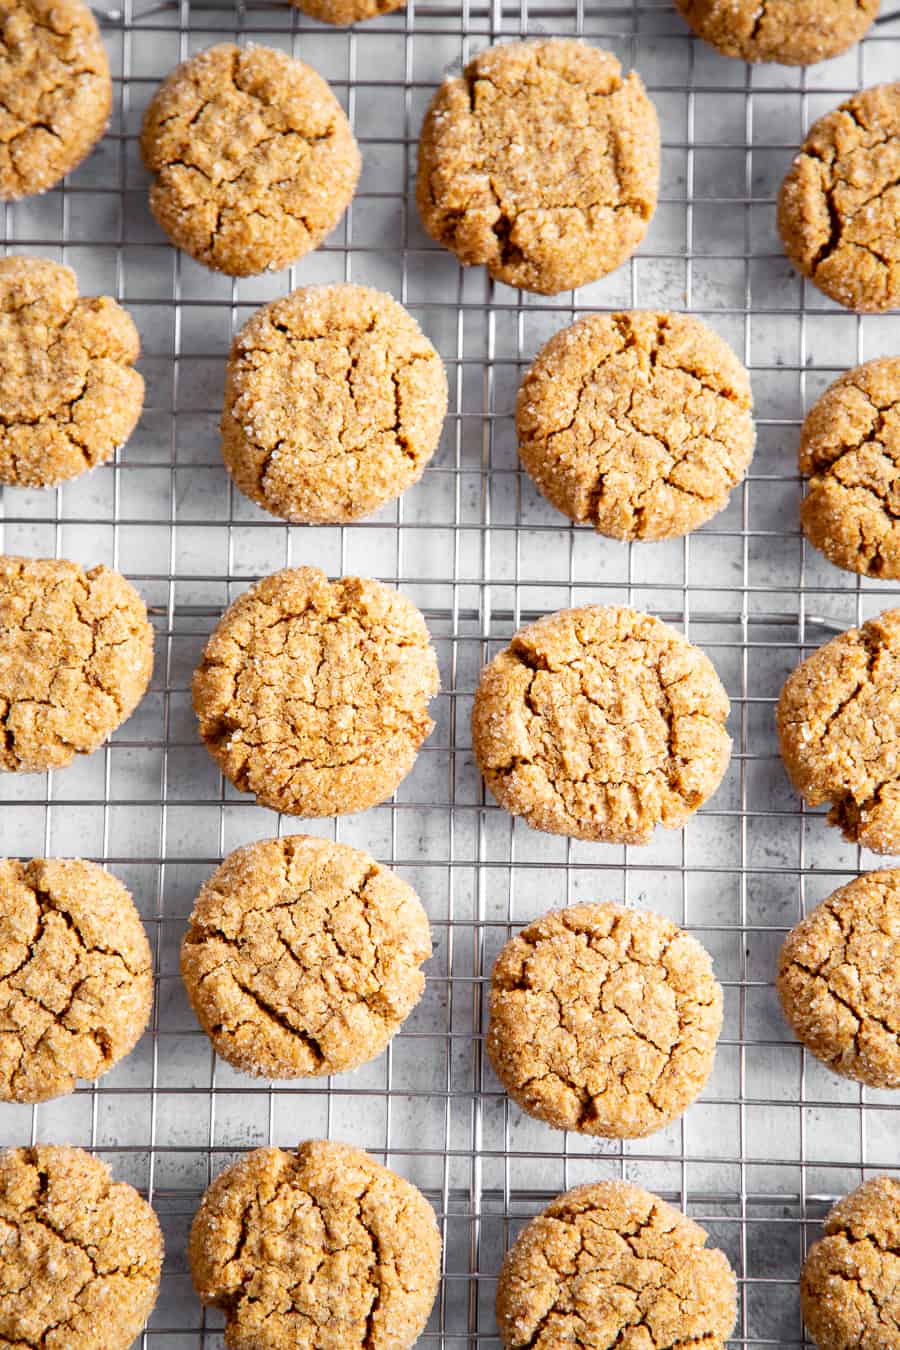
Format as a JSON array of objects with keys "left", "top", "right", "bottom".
[
  {"left": 190, "top": 1139, "right": 441, "bottom": 1350},
  {"left": 181, "top": 834, "right": 431, "bottom": 1078},
  {"left": 801, "top": 1176, "right": 900, "bottom": 1350},
  {"left": 0, "top": 1143, "right": 163, "bottom": 1350},
  {"left": 0, "top": 857, "right": 152, "bottom": 1102},
  {"left": 140, "top": 43, "right": 361, "bottom": 277},
  {"left": 779, "top": 83, "right": 900, "bottom": 313},
  {"left": 222, "top": 284, "right": 447, "bottom": 524},
  {"left": 0, "top": 256, "right": 144, "bottom": 488},
  {"left": 192, "top": 566, "right": 439, "bottom": 816},
  {"left": 0, "top": 0, "right": 111, "bottom": 200},
  {"left": 292, "top": 0, "right": 404, "bottom": 22},
  {"left": 471, "top": 605, "right": 731, "bottom": 844},
  {"left": 416, "top": 39, "right": 659, "bottom": 296},
  {"left": 777, "top": 609, "right": 900, "bottom": 854},
  {"left": 517, "top": 310, "right": 755, "bottom": 540},
  {"left": 487, "top": 903, "right": 723, "bottom": 1138},
  {"left": 674, "top": 0, "right": 879, "bottom": 66},
  {"left": 496, "top": 1180, "right": 737, "bottom": 1350},
  {"left": 0, "top": 555, "right": 154, "bottom": 773}
]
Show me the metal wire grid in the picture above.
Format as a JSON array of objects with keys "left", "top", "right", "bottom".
[{"left": 2, "top": 0, "right": 900, "bottom": 1344}]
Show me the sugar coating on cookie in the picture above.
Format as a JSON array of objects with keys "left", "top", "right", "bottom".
[
  {"left": 292, "top": 0, "right": 404, "bottom": 23},
  {"left": 181, "top": 834, "right": 431, "bottom": 1078},
  {"left": 0, "top": 1143, "right": 163, "bottom": 1350},
  {"left": 0, "top": 256, "right": 144, "bottom": 488},
  {"left": 140, "top": 43, "right": 361, "bottom": 277},
  {"left": 777, "top": 609, "right": 900, "bottom": 854},
  {"left": 517, "top": 311, "right": 754, "bottom": 540},
  {"left": 674, "top": 0, "right": 878, "bottom": 66},
  {"left": 487, "top": 903, "right": 722, "bottom": 1138},
  {"left": 0, "top": 857, "right": 152, "bottom": 1102},
  {"left": 472, "top": 605, "right": 731, "bottom": 844},
  {"left": 222, "top": 284, "right": 447, "bottom": 523},
  {"left": 416, "top": 39, "right": 659, "bottom": 296},
  {"left": 0, "top": 0, "right": 111, "bottom": 200},
  {"left": 799, "top": 357, "right": 900, "bottom": 578},
  {"left": 496, "top": 1179, "right": 737, "bottom": 1350},
  {"left": 0, "top": 555, "right": 154, "bottom": 773},
  {"left": 192, "top": 566, "right": 439, "bottom": 816},
  {"left": 801, "top": 1176, "right": 900, "bottom": 1350},
  {"left": 190, "top": 1139, "right": 441, "bottom": 1350},
  {"left": 779, "top": 83, "right": 900, "bottom": 313}
]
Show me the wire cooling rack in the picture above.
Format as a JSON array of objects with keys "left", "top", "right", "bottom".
[{"left": 2, "top": 0, "right": 900, "bottom": 1345}]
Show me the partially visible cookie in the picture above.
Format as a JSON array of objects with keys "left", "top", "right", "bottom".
[
  {"left": 777, "top": 609, "right": 900, "bottom": 853},
  {"left": 496, "top": 1180, "right": 737, "bottom": 1350},
  {"left": 0, "top": 0, "right": 111, "bottom": 200},
  {"left": 472, "top": 605, "right": 731, "bottom": 844},
  {"left": 0, "top": 256, "right": 143, "bottom": 488},
  {"left": 140, "top": 43, "right": 361, "bottom": 276},
  {"left": 517, "top": 310, "right": 755, "bottom": 540},
  {"left": 0, "top": 1143, "right": 163, "bottom": 1350},
  {"left": 416, "top": 39, "right": 659, "bottom": 295},
  {"left": 222, "top": 284, "right": 447, "bottom": 523},
  {"left": 779, "top": 83, "right": 900, "bottom": 313},
  {"left": 190, "top": 1139, "right": 441, "bottom": 1350},
  {"left": 0, "top": 555, "right": 154, "bottom": 773},
  {"left": 292, "top": 0, "right": 404, "bottom": 22},
  {"left": 674, "top": 0, "right": 879, "bottom": 65},
  {"left": 801, "top": 1176, "right": 900, "bottom": 1350},
  {"left": 487, "top": 903, "right": 723, "bottom": 1138}
]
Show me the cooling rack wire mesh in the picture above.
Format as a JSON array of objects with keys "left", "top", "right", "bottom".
[{"left": 2, "top": 0, "right": 900, "bottom": 1344}]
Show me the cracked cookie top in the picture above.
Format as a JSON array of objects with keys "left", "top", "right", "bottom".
[
  {"left": 416, "top": 39, "right": 659, "bottom": 296},
  {"left": 0, "top": 555, "right": 154, "bottom": 773},
  {"left": 799, "top": 357, "right": 900, "bottom": 579},
  {"left": 496, "top": 1179, "right": 737, "bottom": 1350},
  {"left": 778, "top": 82, "right": 900, "bottom": 313},
  {"left": 471, "top": 605, "right": 731, "bottom": 844},
  {"left": 777, "top": 609, "right": 900, "bottom": 854},
  {"left": 189, "top": 1139, "right": 441, "bottom": 1350},
  {"left": 517, "top": 311, "right": 755, "bottom": 540},
  {"left": 487, "top": 903, "right": 722, "bottom": 1139},
  {"left": 181, "top": 834, "right": 431, "bottom": 1079},
  {"left": 778, "top": 869, "right": 900, "bottom": 1089},
  {"left": 140, "top": 43, "right": 361, "bottom": 277},
  {"left": 221, "top": 284, "right": 447, "bottom": 524},
  {"left": 674, "top": 0, "right": 879, "bottom": 65},
  {"left": 0, "top": 1143, "right": 163, "bottom": 1350},
  {"left": 0, "top": 257, "right": 144, "bottom": 488},
  {"left": 801, "top": 1176, "right": 900, "bottom": 1350},
  {"left": 0, "top": 857, "right": 152, "bottom": 1103},
  {"left": 0, "top": 0, "right": 111, "bottom": 200},
  {"left": 192, "top": 566, "right": 439, "bottom": 817}
]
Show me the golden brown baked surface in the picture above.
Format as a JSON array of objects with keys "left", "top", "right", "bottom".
[
  {"left": 416, "top": 39, "right": 659, "bottom": 295},
  {"left": 517, "top": 310, "right": 754, "bottom": 540},
  {"left": 674, "top": 0, "right": 879, "bottom": 65},
  {"left": 291, "top": 0, "right": 404, "bottom": 23},
  {"left": 189, "top": 1139, "right": 441, "bottom": 1350}
]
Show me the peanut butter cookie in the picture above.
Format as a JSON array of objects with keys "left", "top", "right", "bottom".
[
  {"left": 140, "top": 43, "right": 361, "bottom": 277},
  {"left": 779, "top": 83, "right": 900, "bottom": 313},
  {"left": 0, "top": 1143, "right": 163, "bottom": 1350},
  {"left": 777, "top": 609, "right": 900, "bottom": 853},
  {"left": 0, "top": 857, "right": 152, "bottom": 1102},
  {"left": 674, "top": 0, "right": 879, "bottom": 66},
  {"left": 517, "top": 311, "right": 755, "bottom": 540},
  {"left": 190, "top": 1139, "right": 441, "bottom": 1350},
  {"left": 0, "top": 555, "right": 154, "bottom": 773},
  {"left": 222, "top": 284, "right": 447, "bottom": 523},
  {"left": 182, "top": 834, "right": 431, "bottom": 1078},
  {"left": 416, "top": 39, "right": 659, "bottom": 296},
  {"left": 472, "top": 605, "right": 731, "bottom": 844},
  {"left": 487, "top": 903, "right": 722, "bottom": 1138},
  {"left": 0, "top": 0, "right": 111, "bottom": 200},
  {"left": 496, "top": 1179, "right": 737, "bottom": 1350},
  {"left": 192, "top": 566, "right": 439, "bottom": 816},
  {"left": 801, "top": 1176, "right": 900, "bottom": 1350},
  {"left": 292, "top": 0, "right": 404, "bottom": 23},
  {"left": 0, "top": 256, "right": 143, "bottom": 488}
]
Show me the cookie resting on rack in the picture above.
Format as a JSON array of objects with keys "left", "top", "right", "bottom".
[
  {"left": 291, "top": 0, "right": 404, "bottom": 23},
  {"left": 674, "top": 0, "right": 879, "bottom": 66}
]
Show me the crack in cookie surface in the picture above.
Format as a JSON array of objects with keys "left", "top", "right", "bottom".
[{"left": 674, "top": 0, "right": 878, "bottom": 65}]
